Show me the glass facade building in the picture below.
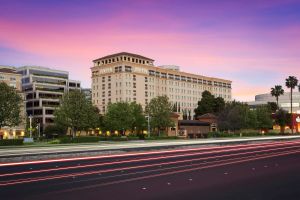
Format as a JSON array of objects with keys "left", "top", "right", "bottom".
[{"left": 17, "top": 66, "right": 81, "bottom": 130}]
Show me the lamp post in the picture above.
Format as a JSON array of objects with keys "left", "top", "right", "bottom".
[
  {"left": 29, "top": 115, "right": 33, "bottom": 138},
  {"left": 36, "top": 123, "right": 40, "bottom": 139},
  {"left": 147, "top": 113, "right": 151, "bottom": 138}
]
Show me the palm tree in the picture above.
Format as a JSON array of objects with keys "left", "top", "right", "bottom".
[
  {"left": 270, "top": 85, "right": 284, "bottom": 111},
  {"left": 285, "top": 76, "right": 298, "bottom": 134}
]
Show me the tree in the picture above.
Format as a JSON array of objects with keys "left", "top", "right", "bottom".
[
  {"left": 275, "top": 109, "right": 291, "bottom": 134},
  {"left": 103, "top": 102, "right": 132, "bottom": 134},
  {"left": 182, "top": 109, "right": 188, "bottom": 120},
  {"left": 172, "top": 102, "right": 177, "bottom": 112},
  {"left": 218, "top": 101, "right": 249, "bottom": 132},
  {"left": 54, "top": 90, "right": 100, "bottom": 137},
  {"left": 44, "top": 124, "right": 67, "bottom": 137},
  {"left": 270, "top": 85, "right": 284, "bottom": 110},
  {"left": 255, "top": 105, "right": 273, "bottom": 131},
  {"left": 214, "top": 97, "right": 225, "bottom": 114},
  {"left": 285, "top": 76, "right": 298, "bottom": 133},
  {"left": 245, "top": 109, "right": 258, "bottom": 129},
  {"left": 129, "top": 102, "right": 147, "bottom": 133},
  {"left": 0, "top": 82, "right": 22, "bottom": 129},
  {"left": 194, "top": 91, "right": 225, "bottom": 118},
  {"left": 267, "top": 102, "right": 278, "bottom": 113},
  {"left": 146, "top": 96, "right": 174, "bottom": 136},
  {"left": 194, "top": 91, "right": 215, "bottom": 117}
]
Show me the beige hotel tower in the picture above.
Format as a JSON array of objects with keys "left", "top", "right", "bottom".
[{"left": 91, "top": 52, "right": 232, "bottom": 116}]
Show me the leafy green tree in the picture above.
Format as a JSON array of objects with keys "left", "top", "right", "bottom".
[
  {"left": 130, "top": 102, "right": 147, "bottom": 133},
  {"left": 218, "top": 101, "right": 249, "bottom": 132},
  {"left": 245, "top": 109, "right": 258, "bottom": 129},
  {"left": 54, "top": 90, "right": 99, "bottom": 137},
  {"left": 0, "top": 82, "right": 22, "bottom": 129},
  {"left": 214, "top": 97, "right": 225, "bottom": 114},
  {"left": 268, "top": 102, "right": 278, "bottom": 113},
  {"left": 194, "top": 91, "right": 226, "bottom": 118},
  {"left": 44, "top": 124, "right": 67, "bottom": 137},
  {"left": 275, "top": 108, "right": 291, "bottom": 134},
  {"left": 146, "top": 96, "right": 174, "bottom": 136},
  {"left": 255, "top": 105, "right": 273, "bottom": 130},
  {"left": 103, "top": 102, "right": 132, "bottom": 134},
  {"left": 194, "top": 91, "right": 215, "bottom": 117},
  {"left": 270, "top": 85, "right": 284, "bottom": 110},
  {"left": 285, "top": 76, "right": 298, "bottom": 133},
  {"left": 172, "top": 102, "right": 177, "bottom": 112}
]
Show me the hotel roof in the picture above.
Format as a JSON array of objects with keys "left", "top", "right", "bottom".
[{"left": 93, "top": 52, "right": 154, "bottom": 62}]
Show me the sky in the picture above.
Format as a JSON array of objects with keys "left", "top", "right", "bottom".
[{"left": 0, "top": 0, "right": 300, "bottom": 101}]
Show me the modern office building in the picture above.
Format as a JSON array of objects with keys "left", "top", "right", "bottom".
[
  {"left": 91, "top": 52, "right": 232, "bottom": 116},
  {"left": 248, "top": 92, "right": 300, "bottom": 113},
  {"left": 16, "top": 66, "right": 81, "bottom": 130},
  {"left": 0, "top": 66, "right": 25, "bottom": 139}
]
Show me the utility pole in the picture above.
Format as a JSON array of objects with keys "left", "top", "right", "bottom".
[{"left": 29, "top": 115, "right": 33, "bottom": 138}]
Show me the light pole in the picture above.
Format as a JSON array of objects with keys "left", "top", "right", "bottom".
[
  {"left": 29, "top": 115, "right": 33, "bottom": 138},
  {"left": 36, "top": 123, "right": 40, "bottom": 139},
  {"left": 147, "top": 113, "right": 151, "bottom": 138}
]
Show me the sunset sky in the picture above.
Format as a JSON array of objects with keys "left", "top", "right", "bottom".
[{"left": 1, "top": 0, "right": 300, "bottom": 101}]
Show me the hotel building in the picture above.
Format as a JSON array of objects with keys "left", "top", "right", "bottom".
[
  {"left": 17, "top": 66, "right": 81, "bottom": 130},
  {"left": 91, "top": 52, "right": 232, "bottom": 116},
  {"left": 0, "top": 66, "right": 25, "bottom": 139}
]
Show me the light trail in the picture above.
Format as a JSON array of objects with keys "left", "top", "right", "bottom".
[
  {"left": 1, "top": 142, "right": 300, "bottom": 186},
  {"left": 51, "top": 148, "right": 300, "bottom": 195},
  {"left": 0, "top": 139, "right": 299, "bottom": 177},
  {"left": 0, "top": 140, "right": 296, "bottom": 167}
]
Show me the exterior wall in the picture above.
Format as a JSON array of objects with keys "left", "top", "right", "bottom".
[
  {"left": 249, "top": 92, "right": 300, "bottom": 113},
  {"left": 91, "top": 53, "right": 232, "bottom": 115},
  {"left": 179, "top": 125, "right": 210, "bottom": 138},
  {"left": 17, "top": 66, "right": 81, "bottom": 130}
]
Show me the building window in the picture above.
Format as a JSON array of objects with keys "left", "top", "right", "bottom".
[
  {"left": 115, "top": 66, "right": 122, "bottom": 73},
  {"left": 125, "top": 66, "right": 132, "bottom": 72}
]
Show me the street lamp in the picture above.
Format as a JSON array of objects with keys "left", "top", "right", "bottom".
[
  {"left": 36, "top": 123, "right": 40, "bottom": 139},
  {"left": 29, "top": 115, "right": 33, "bottom": 138},
  {"left": 147, "top": 113, "right": 151, "bottom": 138}
]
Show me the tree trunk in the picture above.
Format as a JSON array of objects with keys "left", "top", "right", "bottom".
[
  {"left": 291, "top": 88, "right": 294, "bottom": 134},
  {"left": 280, "top": 126, "right": 285, "bottom": 134},
  {"left": 72, "top": 128, "right": 76, "bottom": 138},
  {"left": 276, "top": 97, "right": 279, "bottom": 111}
]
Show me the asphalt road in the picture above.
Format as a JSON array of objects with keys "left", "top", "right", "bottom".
[{"left": 1, "top": 139, "right": 300, "bottom": 200}]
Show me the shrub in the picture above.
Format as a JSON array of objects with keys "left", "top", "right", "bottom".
[
  {"left": 144, "top": 136, "right": 179, "bottom": 140},
  {"left": 0, "top": 139, "right": 23, "bottom": 146},
  {"left": 58, "top": 136, "right": 101, "bottom": 144}
]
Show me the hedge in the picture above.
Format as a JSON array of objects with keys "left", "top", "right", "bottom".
[
  {"left": 58, "top": 136, "right": 101, "bottom": 144},
  {"left": 144, "top": 136, "right": 179, "bottom": 140},
  {"left": 0, "top": 139, "right": 24, "bottom": 146}
]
